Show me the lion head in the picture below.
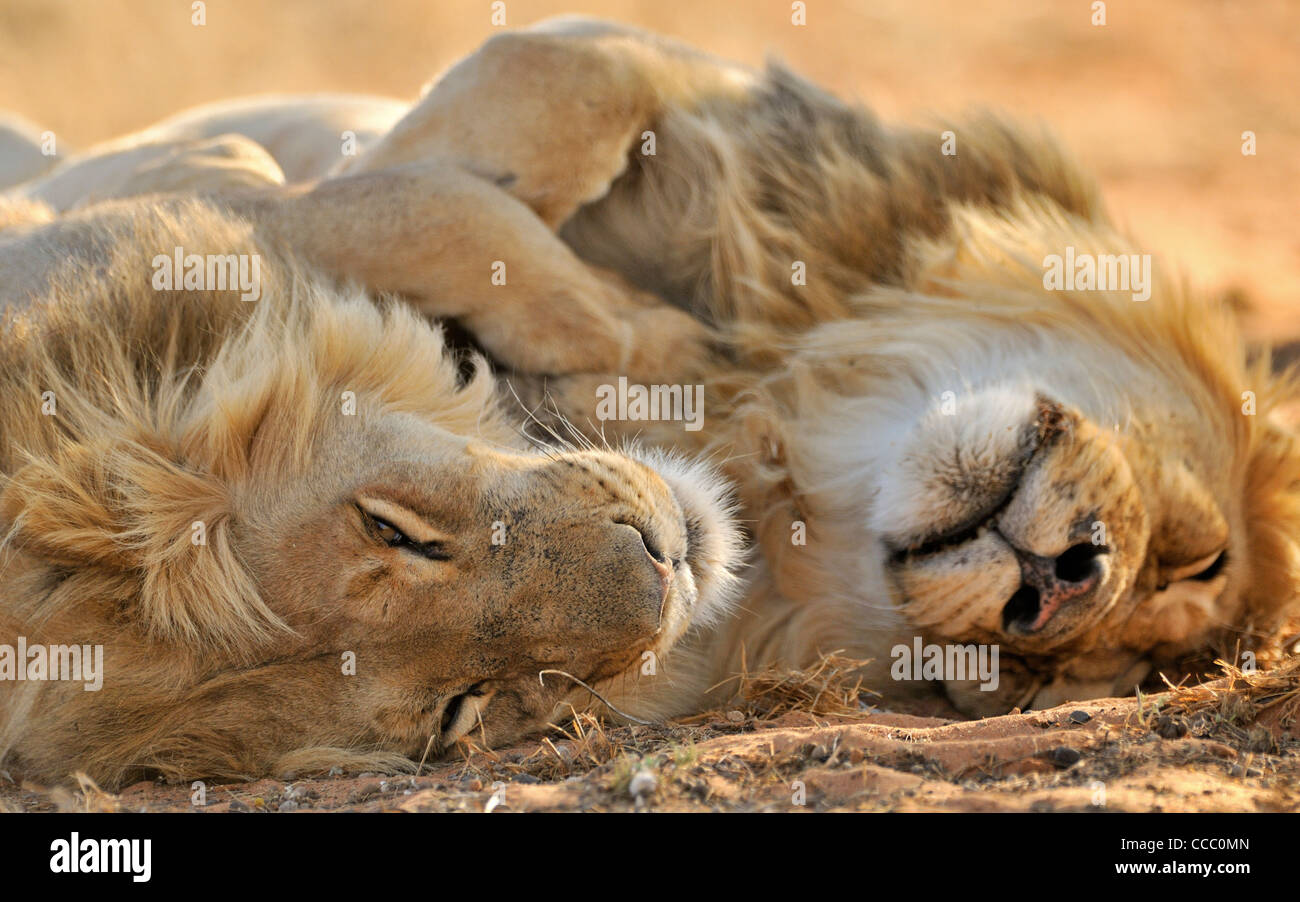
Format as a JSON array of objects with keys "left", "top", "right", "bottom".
[
  {"left": 729, "top": 200, "right": 1300, "bottom": 714},
  {"left": 0, "top": 199, "right": 741, "bottom": 787}
]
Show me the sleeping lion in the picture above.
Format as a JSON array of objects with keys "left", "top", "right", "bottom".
[{"left": 0, "top": 194, "right": 741, "bottom": 787}]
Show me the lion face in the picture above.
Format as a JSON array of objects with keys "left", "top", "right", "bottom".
[
  {"left": 875, "top": 384, "right": 1238, "bottom": 713},
  {"left": 0, "top": 213, "right": 741, "bottom": 786},
  {"left": 742, "top": 223, "right": 1300, "bottom": 717},
  {"left": 4, "top": 404, "right": 737, "bottom": 786},
  {"left": 235, "top": 411, "right": 740, "bottom": 760}
]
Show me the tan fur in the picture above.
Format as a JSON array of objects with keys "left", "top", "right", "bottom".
[
  {"left": 141, "top": 93, "right": 409, "bottom": 182},
  {"left": 11, "top": 133, "right": 285, "bottom": 213},
  {"left": 3, "top": 132, "right": 718, "bottom": 385},
  {"left": 0, "top": 195, "right": 741, "bottom": 788},
  {"left": 2, "top": 94, "right": 406, "bottom": 203}
]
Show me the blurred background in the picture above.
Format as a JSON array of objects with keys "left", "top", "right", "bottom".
[{"left": 1, "top": 0, "right": 1295, "bottom": 343}]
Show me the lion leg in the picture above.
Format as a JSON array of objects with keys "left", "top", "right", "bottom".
[
  {"left": 224, "top": 162, "right": 717, "bottom": 378},
  {"left": 345, "top": 17, "right": 755, "bottom": 229}
]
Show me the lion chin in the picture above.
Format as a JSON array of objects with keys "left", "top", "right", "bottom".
[{"left": 0, "top": 197, "right": 743, "bottom": 789}]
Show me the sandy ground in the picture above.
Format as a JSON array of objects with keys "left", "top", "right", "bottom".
[
  {"left": 0, "top": 2, "right": 1297, "bottom": 812},
  {"left": 4, "top": 661, "right": 1298, "bottom": 812},
  {"left": 1, "top": 0, "right": 1297, "bottom": 343}
]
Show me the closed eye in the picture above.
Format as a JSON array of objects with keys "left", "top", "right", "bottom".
[
  {"left": 355, "top": 497, "right": 453, "bottom": 562},
  {"left": 371, "top": 514, "right": 452, "bottom": 558},
  {"left": 364, "top": 513, "right": 452, "bottom": 561},
  {"left": 1187, "top": 549, "right": 1227, "bottom": 581},
  {"left": 1159, "top": 549, "right": 1227, "bottom": 589}
]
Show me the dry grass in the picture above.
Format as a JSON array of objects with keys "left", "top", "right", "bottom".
[
  {"left": 40, "top": 772, "right": 124, "bottom": 813},
  {"left": 696, "top": 651, "right": 878, "bottom": 722},
  {"left": 1164, "top": 656, "right": 1300, "bottom": 726}
]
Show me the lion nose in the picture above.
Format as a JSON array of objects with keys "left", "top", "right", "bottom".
[
  {"left": 634, "top": 524, "right": 674, "bottom": 619},
  {"left": 1001, "top": 542, "right": 1106, "bottom": 635},
  {"left": 602, "top": 520, "right": 674, "bottom": 631}
]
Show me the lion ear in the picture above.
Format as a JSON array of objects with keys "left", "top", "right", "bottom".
[{"left": 2, "top": 440, "right": 285, "bottom": 653}]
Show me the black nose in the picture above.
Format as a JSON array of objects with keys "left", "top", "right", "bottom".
[{"left": 1001, "top": 542, "right": 1106, "bottom": 635}]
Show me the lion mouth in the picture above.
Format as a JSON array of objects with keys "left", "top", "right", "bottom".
[
  {"left": 435, "top": 682, "right": 493, "bottom": 748},
  {"left": 882, "top": 395, "right": 1131, "bottom": 646},
  {"left": 619, "top": 446, "right": 744, "bottom": 632}
]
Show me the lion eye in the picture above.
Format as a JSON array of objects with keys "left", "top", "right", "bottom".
[
  {"left": 371, "top": 516, "right": 407, "bottom": 547},
  {"left": 1188, "top": 550, "right": 1227, "bottom": 582},
  {"left": 1160, "top": 549, "right": 1227, "bottom": 588},
  {"left": 359, "top": 508, "right": 452, "bottom": 561}
]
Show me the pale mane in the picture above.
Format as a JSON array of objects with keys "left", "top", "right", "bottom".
[
  {"left": 0, "top": 198, "right": 511, "bottom": 655},
  {"left": 719, "top": 200, "right": 1300, "bottom": 672}
]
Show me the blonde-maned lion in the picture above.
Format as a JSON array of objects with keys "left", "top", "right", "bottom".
[
  {"left": 315, "top": 18, "right": 1298, "bottom": 715},
  {"left": 0, "top": 192, "right": 742, "bottom": 789}
]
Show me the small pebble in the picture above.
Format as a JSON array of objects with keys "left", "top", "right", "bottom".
[
  {"left": 1068, "top": 710, "right": 1092, "bottom": 724},
  {"left": 278, "top": 799, "right": 299, "bottom": 812},
  {"left": 725, "top": 710, "right": 746, "bottom": 723},
  {"left": 1153, "top": 715, "right": 1187, "bottom": 739},
  {"left": 1048, "top": 746, "right": 1082, "bottom": 768},
  {"left": 628, "top": 769, "right": 657, "bottom": 799}
]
